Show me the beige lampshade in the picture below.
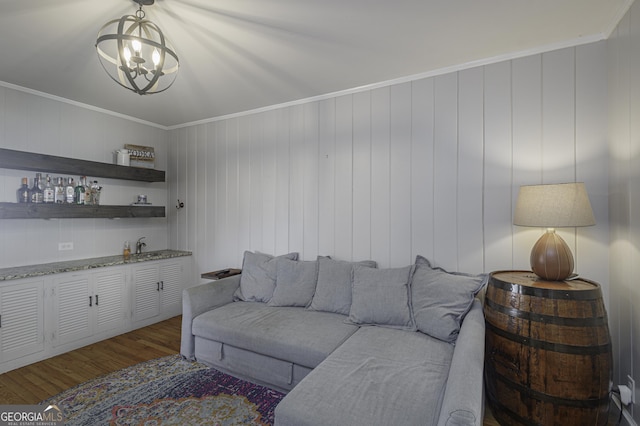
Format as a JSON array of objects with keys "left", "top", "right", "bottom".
[
  {"left": 514, "top": 182, "right": 595, "bottom": 281},
  {"left": 514, "top": 182, "right": 595, "bottom": 228}
]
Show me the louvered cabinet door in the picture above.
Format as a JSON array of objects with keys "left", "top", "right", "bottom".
[
  {"left": 52, "top": 274, "right": 91, "bottom": 347},
  {"left": 132, "top": 264, "right": 161, "bottom": 323},
  {"left": 93, "top": 269, "right": 128, "bottom": 334},
  {"left": 0, "top": 280, "right": 44, "bottom": 363},
  {"left": 159, "top": 261, "right": 183, "bottom": 318}
]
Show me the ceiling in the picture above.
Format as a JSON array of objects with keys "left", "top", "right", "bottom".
[{"left": 0, "top": 0, "right": 632, "bottom": 128}]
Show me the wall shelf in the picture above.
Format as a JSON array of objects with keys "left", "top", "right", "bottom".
[
  {"left": 0, "top": 148, "right": 165, "bottom": 182},
  {"left": 0, "top": 148, "right": 167, "bottom": 219},
  {"left": 0, "top": 203, "right": 165, "bottom": 219}
]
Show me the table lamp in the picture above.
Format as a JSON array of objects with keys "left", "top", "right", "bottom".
[{"left": 513, "top": 182, "right": 595, "bottom": 281}]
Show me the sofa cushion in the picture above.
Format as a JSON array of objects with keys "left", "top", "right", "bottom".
[
  {"left": 234, "top": 251, "right": 298, "bottom": 302},
  {"left": 347, "top": 264, "right": 416, "bottom": 330},
  {"left": 274, "top": 326, "right": 454, "bottom": 426},
  {"left": 268, "top": 258, "right": 318, "bottom": 307},
  {"left": 192, "top": 302, "right": 358, "bottom": 368},
  {"left": 308, "top": 256, "right": 377, "bottom": 315},
  {"left": 411, "top": 255, "right": 487, "bottom": 342}
]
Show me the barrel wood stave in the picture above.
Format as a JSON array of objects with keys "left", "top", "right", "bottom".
[{"left": 484, "top": 271, "right": 612, "bottom": 426}]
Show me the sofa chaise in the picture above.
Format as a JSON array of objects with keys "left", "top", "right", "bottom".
[{"left": 181, "top": 251, "right": 487, "bottom": 426}]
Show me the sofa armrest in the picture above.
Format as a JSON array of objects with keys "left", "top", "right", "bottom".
[
  {"left": 180, "top": 275, "right": 241, "bottom": 360},
  {"left": 437, "top": 299, "right": 485, "bottom": 426}
]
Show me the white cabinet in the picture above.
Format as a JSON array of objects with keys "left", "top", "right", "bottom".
[
  {"left": 0, "top": 254, "right": 190, "bottom": 374},
  {"left": 132, "top": 264, "right": 160, "bottom": 322},
  {"left": 52, "top": 268, "right": 128, "bottom": 348},
  {"left": 0, "top": 280, "right": 44, "bottom": 363},
  {"left": 52, "top": 273, "right": 92, "bottom": 347},
  {"left": 94, "top": 269, "right": 128, "bottom": 334},
  {"left": 160, "top": 262, "right": 183, "bottom": 315},
  {"left": 132, "top": 259, "right": 185, "bottom": 324}
]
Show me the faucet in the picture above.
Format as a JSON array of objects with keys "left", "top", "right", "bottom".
[{"left": 135, "top": 237, "right": 146, "bottom": 255}]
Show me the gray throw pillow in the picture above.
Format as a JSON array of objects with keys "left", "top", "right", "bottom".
[
  {"left": 308, "top": 256, "right": 377, "bottom": 315},
  {"left": 234, "top": 251, "right": 298, "bottom": 302},
  {"left": 268, "top": 259, "right": 319, "bottom": 307},
  {"left": 411, "top": 255, "right": 487, "bottom": 342},
  {"left": 348, "top": 264, "right": 416, "bottom": 330}
]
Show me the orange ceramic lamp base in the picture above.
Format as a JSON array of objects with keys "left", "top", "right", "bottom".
[{"left": 530, "top": 229, "right": 574, "bottom": 281}]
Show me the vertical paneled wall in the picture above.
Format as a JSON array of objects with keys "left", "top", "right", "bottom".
[
  {"left": 609, "top": 1, "right": 640, "bottom": 422},
  {"left": 0, "top": 87, "right": 169, "bottom": 268},
  {"left": 169, "top": 42, "right": 609, "bottom": 298}
]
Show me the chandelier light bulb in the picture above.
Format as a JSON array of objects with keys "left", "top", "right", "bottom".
[
  {"left": 131, "top": 38, "right": 142, "bottom": 54},
  {"left": 95, "top": 0, "right": 179, "bottom": 95},
  {"left": 152, "top": 48, "right": 160, "bottom": 67},
  {"left": 123, "top": 46, "right": 132, "bottom": 67}
]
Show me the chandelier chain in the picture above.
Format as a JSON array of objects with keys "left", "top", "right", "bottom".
[{"left": 135, "top": 7, "right": 145, "bottom": 20}]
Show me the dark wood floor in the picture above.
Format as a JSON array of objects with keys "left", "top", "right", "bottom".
[
  {"left": 0, "top": 315, "right": 620, "bottom": 425},
  {"left": 0, "top": 316, "right": 181, "bottom": 404}
]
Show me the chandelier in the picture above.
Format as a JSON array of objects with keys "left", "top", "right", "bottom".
[{"left": 96, "top": 0, "right": 179, "bottom": 95}]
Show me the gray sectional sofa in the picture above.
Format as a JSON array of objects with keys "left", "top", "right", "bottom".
[{"left": 181, "top": 252, "right": 487, "bottom": 426}]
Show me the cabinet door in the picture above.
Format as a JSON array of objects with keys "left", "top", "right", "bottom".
[
  {"left": 53, "top": 274, "right": 91, "bottom": 347},
  {"left": 93, "top": 269, "right": 128, "bottom": 334},
  {"left": 160, "top": 261, "right": 183, "bottom": 317},
  {"left": 0, "top": 280, "right": 44, "bottom": 363},
  {"left": 132, "top": 265, "right": 160, "bottom": 322}
]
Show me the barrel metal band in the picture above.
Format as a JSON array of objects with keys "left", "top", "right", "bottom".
[
  {"left": 492, "top": 370, "right": 610, "bottom": 408},
  {"left": 486, "top": 322, "right": 612, "bottom": 355},
  {"left": 485, "top": 298, "right": 608, "bottom": 327},
  {"left": 486, "top": 397, "right": 539, "bottom": 426},
  {"left": 489, "top": 278, "right": 601, "bottom": 300}
]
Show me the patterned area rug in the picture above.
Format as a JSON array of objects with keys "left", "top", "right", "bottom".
[{"left": 41, "top": 355, "right": 285, "bottom": 425}]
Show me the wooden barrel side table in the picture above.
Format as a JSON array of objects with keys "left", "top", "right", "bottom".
[{"left": 484, "top": 271, "right": 612, "bottom": 426}]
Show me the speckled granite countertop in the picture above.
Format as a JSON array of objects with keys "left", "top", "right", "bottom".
[{"left": 0, "top": 249, "right": 192, "bottom": 281}]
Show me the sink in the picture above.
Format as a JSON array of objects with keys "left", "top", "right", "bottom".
[{"left": 132, "top": 252, "right": 159, "bottom": 259}]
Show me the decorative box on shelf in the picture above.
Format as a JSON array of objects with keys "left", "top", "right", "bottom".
[{"left": 124, "top": 144, "right": 155, "bottom": 169}]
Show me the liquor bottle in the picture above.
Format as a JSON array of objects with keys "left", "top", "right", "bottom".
[
  {"left": 16, "top": 177, "right": 31, "bottom": 203},
  {"left": 35, "top": 173, "right": 43, "bottom": 190},
  {"left": 43, "top": 174, "right": 55, "bottom": 203},
  {"left": 84, "top": 178, "right": 93, "bottom": 205},
  {"left": 30, "top": 174, "right": 43, "bottom": 204},
  {"left": 91, "top": 180, "right": 101, "bottom": 205},
  {"left": 54, "top": 177, "right": 65, "bottom": 204},
  {"left": 75, "top": 176, "right": 86, "bottom": 205},
  {"left": 123, "top": 241, "right": 131, "bottom": 261},
  {"left": 65, "top": 177, "right": 75, "bottom": 204}
]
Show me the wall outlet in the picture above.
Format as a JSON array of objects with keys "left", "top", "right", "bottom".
[
  {"left": 628, "top": 375, "right": 636, "bottom": 404},
  {"left": 58, "top": 242, "right": 73, "bottom": 251}
]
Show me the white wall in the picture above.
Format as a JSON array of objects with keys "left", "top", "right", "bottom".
[
  {"left": 168, "top": 42, "right": 609, "bottom": 301},
  {"left": 609, "top": 2, "right": 640, "bottom": 423},
  {"left": 0, "top": 87, "right": 170, "bottom": 268}
]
